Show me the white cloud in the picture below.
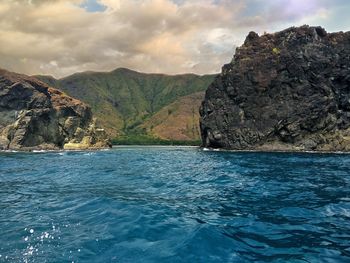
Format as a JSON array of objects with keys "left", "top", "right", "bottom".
[{"left": 0, "top": 0, "right": 348, "bottom": 78}]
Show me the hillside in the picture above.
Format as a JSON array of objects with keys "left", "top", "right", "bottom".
[
  {"left": 37, "top": 68, "right": 215, "bottom": 141},
  {"left": 141, "top": 92, "right": 204, "bottom": 141}
]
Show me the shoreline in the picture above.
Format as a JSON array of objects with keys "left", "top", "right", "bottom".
[
  {"left": 1, "top": 145, "right": 350, "bottom": 155},
  {"left": 0, "top": 147, "right": 112, "bottom": 154},
  {"left": 202, "top": 147, "right": 350, "bottom": 155}
]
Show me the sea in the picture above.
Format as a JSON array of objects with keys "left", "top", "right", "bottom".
[{"left": 0, "top": 146, "right": 349, "bottom": 262}]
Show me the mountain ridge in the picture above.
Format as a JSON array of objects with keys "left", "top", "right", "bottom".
[{"left": 36, "top": 68, "right": 216, "bottom": 140}]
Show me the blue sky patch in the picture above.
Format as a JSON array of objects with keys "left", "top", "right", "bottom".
[{"left": 80, "top": 0, "right": 107, "bottom": 13}]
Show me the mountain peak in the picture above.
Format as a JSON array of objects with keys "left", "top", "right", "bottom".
[{"left": 111, "top": 67, "right": 140, "bottom": 74}]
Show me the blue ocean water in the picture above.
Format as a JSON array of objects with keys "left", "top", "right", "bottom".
[{"left": 0, "top": 147, "right": 350, "bottom": 263}]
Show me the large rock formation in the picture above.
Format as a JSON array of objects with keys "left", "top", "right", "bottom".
[
  {"left": 200, "top": 25, "right": 350, "bottom": 151},
  {"left": 0, "top": 69, "right": 111, "bottom": 151}
]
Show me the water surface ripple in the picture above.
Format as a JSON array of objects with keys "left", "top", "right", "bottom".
[{"left": 0, "top": 147, "right": 350, "bottom": 262}]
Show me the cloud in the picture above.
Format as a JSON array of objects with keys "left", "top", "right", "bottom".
[{"left": 0, "top": 0, "right": 348, "bottom": 78}]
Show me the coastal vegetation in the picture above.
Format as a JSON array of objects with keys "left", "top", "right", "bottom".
[
  {"left": 111, "top": 134, "right": 201, "bottom": 146},
  {"left": 37, "top": 69, "right": 215, "bottom": 143}
]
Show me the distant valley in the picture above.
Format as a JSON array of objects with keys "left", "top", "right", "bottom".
[{"left": 36, "top": 68, "right": 216, "bottom": 142}]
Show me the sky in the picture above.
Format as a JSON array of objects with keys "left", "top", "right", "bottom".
[{"left": 0, "top": 0, "right": 349, "bottom": 78}]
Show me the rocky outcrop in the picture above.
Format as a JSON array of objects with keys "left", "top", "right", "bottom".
[
  {"left": 200, "top": 25, "right": 350, "bottom": 151},
  {"left": 0, "top": 69, "right": 111, "bottom": 151}
]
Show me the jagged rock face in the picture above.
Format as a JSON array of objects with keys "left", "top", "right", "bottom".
[
  {"left": 0, "top": 69, "right": 111, "bottom": 150},
  {"left": 200, "top": 26, "right": 350, "bottom": 151}
]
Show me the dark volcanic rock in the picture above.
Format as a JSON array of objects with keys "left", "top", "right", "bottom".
[
  {"left": 0, "top": 69, "right": 111, "bottom": 150},
  {"left": 200, "top": 25, "right": 350, "bottom": 151}
]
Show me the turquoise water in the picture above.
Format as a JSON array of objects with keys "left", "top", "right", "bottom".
[{"left": 0, "top": 146, "right": 350, "bottom": 263}]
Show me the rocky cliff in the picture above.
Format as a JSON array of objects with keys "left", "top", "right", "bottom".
[
  {"left": 200, "top": 25, "right": 350, "bottom": 151},
  {"left": 0, "top": 69, "right": 111, "bottom": 150}
]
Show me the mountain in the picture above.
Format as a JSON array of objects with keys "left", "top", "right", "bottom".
[
  {"left": 141, "top": 92, "right": 204, "bottom": 140},
  {"left": 200, "top": 25, "right": 350, "bottom": 151},
  {"left": 37, "top": 68, "right": 215, "bottom": 141},
  {"left": 0, "top": 69, "right": 110, "bottom": 150}
]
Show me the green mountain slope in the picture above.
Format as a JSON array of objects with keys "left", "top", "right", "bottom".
[
  {"left": 141, "top": 92, "right": 204, "bottom": 141},
  {"left": 36, "top": 68, "right": 215, "bottom": 140}
]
